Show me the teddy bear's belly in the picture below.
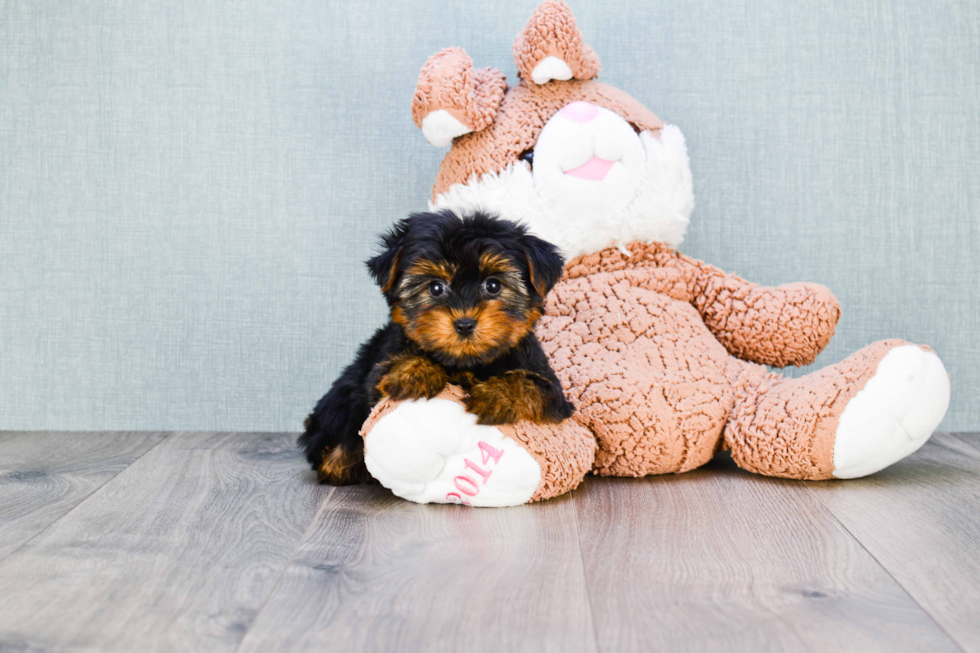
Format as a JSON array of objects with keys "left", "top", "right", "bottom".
[{"left": 537, "top": 275, "right": 736, "bottom": 477}]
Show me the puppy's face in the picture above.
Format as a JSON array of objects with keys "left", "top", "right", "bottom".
[
  {"left": 367, "top": 212, "right": 564, "bottom": 368},
  {"left": 393, "top": 249, "right": 538, "bottom": 367}
]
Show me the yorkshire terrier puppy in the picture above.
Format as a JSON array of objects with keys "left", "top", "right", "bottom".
[{"left": 300, "top": 210, "right": 574, "bottom": 485}]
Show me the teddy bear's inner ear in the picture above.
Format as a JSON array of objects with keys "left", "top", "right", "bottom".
[
  {"left": 513, "top": 0, "right": 601, "bottom": 85},
  {"left": 411, "top": 48, "right": 508, "bottom": 147}
]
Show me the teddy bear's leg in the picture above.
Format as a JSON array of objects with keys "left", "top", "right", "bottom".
[
  {"left": 360, "top": 386, "right": 595, "bottom": 506},
  {"left": 725, "top": 339, "right": 950, "bottom": 480}
]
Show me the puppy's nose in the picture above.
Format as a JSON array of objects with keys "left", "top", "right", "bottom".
[{"left": 453, "top": 318, "right": 477, "bottom": 336}]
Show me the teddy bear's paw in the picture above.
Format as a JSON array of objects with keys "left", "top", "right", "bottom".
[
  {"left": 362, "top": 397, "right": 542, "bottom": 507},
  {"left": 833, "top": 345, "right": 951, "bottom": 479}
]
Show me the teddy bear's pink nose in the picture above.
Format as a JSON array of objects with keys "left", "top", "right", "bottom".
[{"left": 560, "top": 101, "right": 600, "bottom": 123}]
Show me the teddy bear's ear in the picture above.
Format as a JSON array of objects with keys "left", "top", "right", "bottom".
[
  {"left": 411, "top": 48, "right": 508, "bottom": 148},
  {"left": 513, "top": 0, "right": 601, "bottom": 85}
]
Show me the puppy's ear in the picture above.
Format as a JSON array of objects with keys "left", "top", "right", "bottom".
[
  {"left": 522, "top": 234, "right": 565, "bottom": 297},
  {"left": 366, "top": 220, "right": 410, "bottom": 293}
]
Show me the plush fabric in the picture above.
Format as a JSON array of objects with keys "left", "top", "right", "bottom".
[
  {"left": 561, "top": 243, "right": 842, "bottom": 367},
  {"left": 410, "top": 48, "right": 507, "bottom": 142},
  {"left": 361, "top": 385, "right": 595, "bottom": 503},
  {"left": 360, "top": 0, "right": 951, "bottom": 505},
  {"left": 541, "top": 242, "right": 904, "bottom": 481},
  {"left": 430, "top": 80, "right": 664, "bottom": 200},
  {"left": 512, "top": 0, "right": 600, "bottom": 84}
]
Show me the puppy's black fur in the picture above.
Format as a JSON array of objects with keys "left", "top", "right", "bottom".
[{"left": 299, "top": 210, "right": 574, "bottom": 485}]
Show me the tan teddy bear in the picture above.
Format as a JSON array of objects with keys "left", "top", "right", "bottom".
[{"left": 359, "top": 0, "right": 951, "bottom": 507}]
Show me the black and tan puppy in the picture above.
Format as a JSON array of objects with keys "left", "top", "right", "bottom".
[{"left": 300, "top": 210, "right": 574, "bottom": 485}]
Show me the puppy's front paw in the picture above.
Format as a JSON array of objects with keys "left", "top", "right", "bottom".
[
  {"left": 464, "top": 371, "right": 545, "bottom": 425},
  {"left": 378, "top": 354, "right": 447, "bottom": 401}
]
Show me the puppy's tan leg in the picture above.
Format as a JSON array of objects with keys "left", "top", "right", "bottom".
[
  {"left": 377, "top": 354, "right": 447, "bottom": 401},
  {"left": 464, "top": 370, "right": 553, "bottom": 425},
  {"left": 316, "top": 444, "right": 371, "bottom": 485}
]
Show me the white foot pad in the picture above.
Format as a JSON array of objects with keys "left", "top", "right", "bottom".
[
  {"left": 833, "top": 345, "right": 951, "bottom": 479},
  {"left": 363, "top": 398, "right": 541, "bottom": 506}
]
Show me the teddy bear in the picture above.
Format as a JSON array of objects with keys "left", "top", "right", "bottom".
[{"left": 357, "top": 0, "right": 951, "bottom": 507}]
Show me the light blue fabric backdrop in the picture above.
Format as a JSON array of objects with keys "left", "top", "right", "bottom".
[{"left": 1, "top": 0, "right": 977, "bottom": 431}]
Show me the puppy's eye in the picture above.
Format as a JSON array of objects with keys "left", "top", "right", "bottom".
[
  {"left": 483, "top": 278, "right": 502, "bottom": 295},
  {"left": 518, "top": 148, "right": 534, "bottom": 169},
  {"left": 428, "top": 280, "right": 447, "bottom": 297}
]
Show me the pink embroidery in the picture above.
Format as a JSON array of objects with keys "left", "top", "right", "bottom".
[
  {"left": 454, "top": 475, "right": 479, "bottom": 496},
  {"left": 464, "top": 459, "right": 492, "bottom": 483},
  {"left": 478, "top": 441, "right": 504, "bottom": 465},
  {"left": 445, "top": 440, "right": 505, "bottom": 505}
]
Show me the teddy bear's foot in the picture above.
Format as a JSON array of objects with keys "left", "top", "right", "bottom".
[
  {"left": 361, "top": 393, "right": 543, "bottom": 507},
  {"left": 832, "top": 344, "right": 950, "bottom": 479},
  {"left": 726, "top": 340, "right": 950, "bottom": 480}
]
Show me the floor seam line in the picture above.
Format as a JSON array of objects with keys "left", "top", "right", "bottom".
[
  {"left": 570, "top": 489, "right": 603, "bottom": 653},
  {"left": 801, "top": 481, "right": 967, "bottom": 653},
  {"left": 0, "top": 431, "right": 174, "bottom": 565},
  {"left": 232, "top": 484, "right": 337, "bottom": 653}
]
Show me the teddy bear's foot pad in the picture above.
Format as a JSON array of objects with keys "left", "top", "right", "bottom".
[
  {"left": 363, "top": 398, "right": 541, "bottom": 506},
  {"left": 833, "top": 345, "right": 950, "bottom": 479}
]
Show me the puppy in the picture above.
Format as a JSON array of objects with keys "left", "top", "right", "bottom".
[{"left": 299, "top": 210, "right": 574, "bottom": 485}]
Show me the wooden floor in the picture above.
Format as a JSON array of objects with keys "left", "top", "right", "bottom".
[{"left": 0, "top": 432, "right": 978, "bottom": 653}]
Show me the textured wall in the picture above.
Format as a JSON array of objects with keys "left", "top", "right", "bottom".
[{"left": 1, "top": 0, "right": 977, "bottom": 431}]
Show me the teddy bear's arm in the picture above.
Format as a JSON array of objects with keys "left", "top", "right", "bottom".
[{"left": 673, "top": 254, "right": 842, "bottom": 367}]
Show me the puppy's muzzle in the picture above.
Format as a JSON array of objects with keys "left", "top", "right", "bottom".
[{"left": 453, "top": 318, "right": 477, "bottom": 336}]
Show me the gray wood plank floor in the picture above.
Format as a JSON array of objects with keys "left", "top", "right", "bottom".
[
  {"left": 807, "top": 433, "right": 980, "bottom": 649},
  {"left": 0, "top": 431, "right": 166, "bottom": 561},
  {"left": 0, "top": 432, "right": 329, "bottom": 652},
  {"left": 238, "top": 486, "right": 596, "bottom": 653},
  {"left": 575, "top": 466, "right": 958, "bottom": 652},
  {"left": 0, "top": 431, "right": 976, "bottom": 653}
]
